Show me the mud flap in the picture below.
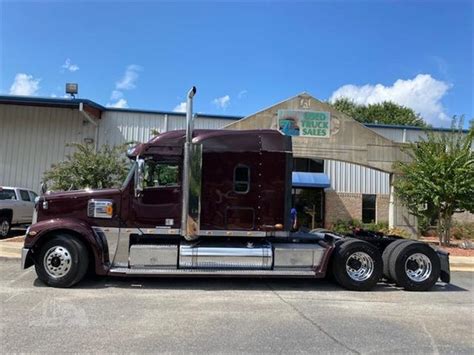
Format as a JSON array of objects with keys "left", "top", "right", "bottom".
[{"left": 437, "top": 249, "right": 450, "bottom": 283}]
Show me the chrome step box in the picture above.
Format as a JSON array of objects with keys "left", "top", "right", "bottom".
[
  {"left": 129, "top": 244, "right": 178, "bottom": 269},
  {"left": 273, "top": 243, "right": 325, "bottom": 269}
]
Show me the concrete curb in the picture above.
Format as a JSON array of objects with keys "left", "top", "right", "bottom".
[{"left": 1, "top": 239, "right": 473, "bottom": 271}]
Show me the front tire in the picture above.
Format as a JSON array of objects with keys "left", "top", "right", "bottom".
[
  {"left": 332, "top": 239, "right": 383, "bottom": 291},
  {"left": 35, "top": 235, "right": 89, "bottom": 288}
]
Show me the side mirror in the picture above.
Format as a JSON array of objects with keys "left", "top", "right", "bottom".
[{"left": 135, "top": 159, "right": 145, "bottom": 197}]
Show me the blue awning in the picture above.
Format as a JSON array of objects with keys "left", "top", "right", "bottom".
[{"left": 292, "top": 172, "right": 331, "bottom": 188}]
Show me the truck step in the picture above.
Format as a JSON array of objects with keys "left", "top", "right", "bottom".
[{"left": 108, "top": 267, "right": 317, "bottom": 277}]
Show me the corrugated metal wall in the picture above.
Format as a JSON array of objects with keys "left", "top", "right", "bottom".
[
  {"left": 99, "top": 110, "right": 232, "bottom": 146},
  {"left": 324, "top": 160, "right": 390, "bottom": 194},
  {"left": 0, "top": 104, "right": 95, "bottom": 192}
]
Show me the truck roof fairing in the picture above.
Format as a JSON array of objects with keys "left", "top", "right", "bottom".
[{"left": 130, "top": 129, "right": 292, "bottom": 157}]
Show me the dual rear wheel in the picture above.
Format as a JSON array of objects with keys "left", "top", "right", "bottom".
[
  {"left": 331, "top": 239, "right": 440, "bottom": 291},
  {"left": 383, "top": 240, "right": 440, "bottom": 291}
]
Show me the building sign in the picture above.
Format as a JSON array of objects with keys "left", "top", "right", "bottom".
[{"left": 278, "top": 110, "right": 331, "bottom": 138}]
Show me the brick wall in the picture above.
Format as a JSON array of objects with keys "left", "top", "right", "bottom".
[
  {"left": 324, "top": 190, "right": 390, "bottom": 228},
  {"left": 325, "top": 191, "right": 361, "bottom": 228}
]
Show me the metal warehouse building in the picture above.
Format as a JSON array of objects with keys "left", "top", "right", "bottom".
[{"left": 0, "top": 94, "right": 471, "bottom": 232}]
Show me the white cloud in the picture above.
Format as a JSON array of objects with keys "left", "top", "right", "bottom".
[
  {"left": 329, "top": 74, "right": 451, "bottom": 126},
  {"left": 61, "top": 58, "right": 80, "bottom": 72},
  {"left": 238, "top": 90, "right": 247, "bottom": 99},
  {"left": 110, "top": 90, "right": 123, "bottom": 100},
  {"left": 116, "top": 64, "right": 142, "bottom": 90},
  {"left": 107, "top": 98, "right": 128, "bottom": 108},
  {"left": 212, "top": 95, "right": 231, "bottom": 110},
  {"left": 9, "top": 73, "right": 41, "bottom": 96},
  {"left": 106, "top": 65, "right": 142, "bottom": 108},
  {"left": 173, "top": 102, "right": 186, "bottom": 113}
]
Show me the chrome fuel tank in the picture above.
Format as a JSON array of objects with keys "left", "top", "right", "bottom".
[{"left": 179, "top": 242, "right": 272, "bottom": 269}]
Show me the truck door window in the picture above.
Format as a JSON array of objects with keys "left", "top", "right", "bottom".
[
  {"left": 19, "top": 190, "right": 31, "bottom": 201},
  {"left": 144, "top": 161, "right": 179, "bottom": 188},
  {"left": 234, "top": 165, "right": 250, "bottom": 194},
  {"left": 0, "top": 189, "right": 16, "bottom": 200}
]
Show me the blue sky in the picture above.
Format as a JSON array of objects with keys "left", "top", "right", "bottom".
[{"left": 1, "top": 0, "right": 472, "bottom": 127}]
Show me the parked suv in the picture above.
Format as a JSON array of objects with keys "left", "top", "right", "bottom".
[{"left": 0, "top": 187, "right": 37, "bottom": 237}]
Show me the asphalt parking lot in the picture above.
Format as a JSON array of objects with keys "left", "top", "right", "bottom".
[{"left": 1, "top": 259, "right": 473, "bottom": 354}]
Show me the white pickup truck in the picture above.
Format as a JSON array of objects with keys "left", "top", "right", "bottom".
[{"left": 0, "top": 187, "right": 38, "bottom": 237}]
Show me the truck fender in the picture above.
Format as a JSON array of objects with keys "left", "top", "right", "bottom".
[{"left": 24, "top": 218, "right": 109, "bottom": 275}]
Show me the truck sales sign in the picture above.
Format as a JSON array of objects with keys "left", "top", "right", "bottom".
[{"left": 278, "top": 110, "right": 330, "bottom": 138}]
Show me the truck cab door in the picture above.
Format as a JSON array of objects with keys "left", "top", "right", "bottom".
[{"left": 131, "top": 159, "right": 181, "bottom": 229}]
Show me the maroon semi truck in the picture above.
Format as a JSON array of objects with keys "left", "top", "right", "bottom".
[{"left": 21, "top": 87, "right": 450, "bottom": 291}]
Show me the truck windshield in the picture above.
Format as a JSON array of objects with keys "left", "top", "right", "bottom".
[
  {"left": 0, "top": 189, "right": 16, "bottom": 200},
  {"left": 122, "top": 162, "right": 137, "bottom": 189}
]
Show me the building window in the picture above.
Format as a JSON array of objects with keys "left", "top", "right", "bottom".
[
  {"left": 362, "top": 194, "right": 376, "bottom": 223},
  {"left": 234, "top": 165, "right": 250, "bottom": 194},
  {"left": 293, "top": 158, "right": 324, "bottom": 173}
]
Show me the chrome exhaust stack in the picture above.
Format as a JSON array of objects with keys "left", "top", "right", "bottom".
[
  {"left": 185, "top": 86, "right": 197, "bottom": 144},
  {"left": 181, "top": 86, "right": 202, "bottom": 241}
]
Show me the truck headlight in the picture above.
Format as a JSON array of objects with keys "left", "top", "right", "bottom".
[{"left": 87, "top": 200, "right": 114, "bottom": 219}]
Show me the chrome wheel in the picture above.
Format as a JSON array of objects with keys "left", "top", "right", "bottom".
[
  {"left": 43, "top": 246, "right": 72, "bottom": 279},
  {"left": 0, "top": 220, "right": 10, "bottom": 237},
  {"left": 405, "top": 253, "right": 432, "bottom": 282},
  {"left": 346, "top": 252, "right": 375, "bottom": 282}
]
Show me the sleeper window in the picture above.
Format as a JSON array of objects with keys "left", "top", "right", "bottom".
[{"left": 234, "top": 165, "right": 250, "bottom": 194}]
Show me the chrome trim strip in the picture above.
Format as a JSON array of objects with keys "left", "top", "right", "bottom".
[
  {"left": 109, "top": 267, "right": 317, "bottom": 277},
  {"left": 198, "top": 230, "right": 267, "bottom": 237},
  {"left": 21, "top": 248, "right": 29, "bottom": 269},
  {"left": 93, "top": 226, "right": 287, "bottom": 239}
]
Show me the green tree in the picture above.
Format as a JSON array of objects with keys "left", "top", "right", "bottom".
[
  {"left": 44, "top": 143, "right": 130, "bottom": 191},
  {"left": 394, "top": 118, "right": 474, "bottom": 245},
  {"left": 331, "top": 98, "right": 427, "bottom": 127}
]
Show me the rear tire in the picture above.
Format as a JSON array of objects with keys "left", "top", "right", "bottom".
[
  {"left": 382, "top": 239, "right": 410, "bottom": 282},
  {"left": 389, "top": 241, "right": 440, "bottom": 291},
  {"left": 35, "top": 235, "right": 89, "bottom": 288},
  {"left": 332, "top": 239, "right": 383, "bottom": 291},
  {"left": 0, "top": 216, "right": 11, "bottom": 238}
]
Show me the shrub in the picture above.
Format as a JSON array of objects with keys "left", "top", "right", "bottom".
[
  {"left": 44, "top": 142, "right": 131, "bottom": 191},
  {"left": 451, "top": 222, "right": 474, "bottom": 240},
  {"left": 331, "top": 219, "right": 389, "bottom": 235}
]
